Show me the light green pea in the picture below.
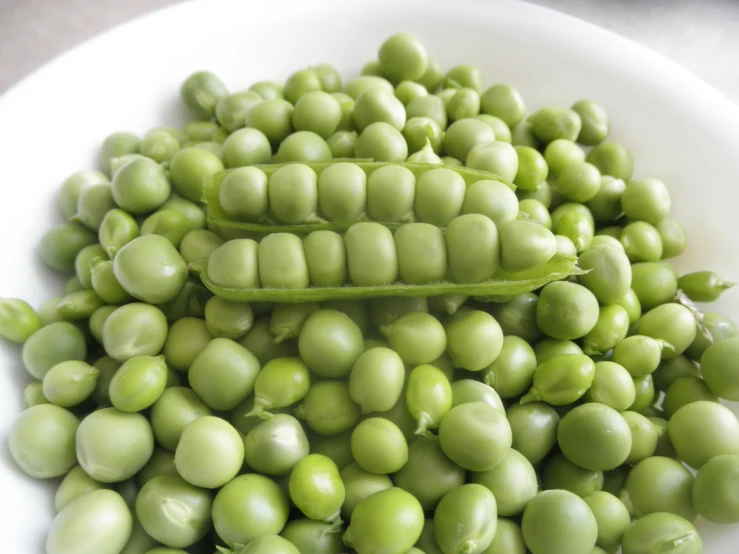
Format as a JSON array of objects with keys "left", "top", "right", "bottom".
[
  {"left": 406, "top": 364, "right": 453, "bottom": 435},
  {"left": 42, "top": 360, "right": 99, "bottom": 408},
  {"left": 521, "top": 354, "right": 596, "bottom": 405},
  {"left": 248, "top": 357, "right": 311, "bottom": 417},
  {"left": 349, "top": 347, "right": 405, "bottom": 414},
  {"left": 0, "top": 298, "right": 41, "bottom": 343}
]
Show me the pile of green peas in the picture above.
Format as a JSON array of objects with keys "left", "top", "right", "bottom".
[{"left": 2, "top": 31, "right": 739, "bottom": 554}]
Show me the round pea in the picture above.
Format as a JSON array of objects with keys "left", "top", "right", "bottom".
[
  {"left": 443, "top": 118, "right": 495, "bottom": 162},
  {"left": 111, "top": 157, "right": 170, "bottom": 213},
  {"left": 521, "top": 354, "right": 596, "bottom": 405},
  {"left": 298, "top": 309, "right": 363, "bottom": 378},
  {"left": 58, "top": 169, "right": 109, "bottom": 219},
  {"left": 620, "top": 221, "right": 663, "bottom": 262},
  {"left": 351, "top": 417, "right": 408, "bottom": 474},
  {"left": 349, "top": 347, "right": 404, "bottom": 414},
  {"left": 497, "top": 219, "right": 557, "bottom": 272},
  {"left": 289, "top": 454, "right": 345, "bottom": 522},
  {"left": 692, "top": 454, "right": 739, "bottom": 523},
  {"left": 537, "top": 281, "right": 599, "bottom": 340},
  {"left": 584, "top": 361, "right": 636, "bottom": 412},
  {"left": 434, "top": 484, "right": 498, "bottom": 554},
  {"left": 621, "top": 513, "right": 702, "bottom": 554},
  {"left": 150, "top": 387, "right": 211, "bottom": 451},
  {"left": 40, "top": 223, "right": 98, "bottom": 272},
  {"left": 341, "top": 463, "right": 394, "bottom": 519},
  {"left": 636, "top": 303, "right": 697, "bottom": 358},
  {"left": 544, "top": 139, "right": 586, "bottom": 175},
  {"left": 280, "top": 519, "right": 344, "bottom": 554},
  {"left": 249, "top": 357, "right": 311, "bottom": 416},
  {"left": 584, "top": 491, "right": 630, "bottom": 553},
  {"left": 221, "top": 127, "right": 272, "bottom": 168},
  {"left": 207, "top": 239, "right": 260, "bottom": 289},
  {"left": 42, "top": 360, "right": 99, "bottom": 408},
  {"left": 668, "top": 401, "right": 739, "bottom": 468},
  {"left": 294, "top": 380, "right": 360, "bottom": 435},
  {"left": 100, "top": 131, "right": 140, "bottom": 175},
  {"left": 542, "top": 453, "right": 604, "bottom": 497},
  {"left": 366, "top": 164, "right": 416, "bottom": 222},
  {"left": 245, "top": 99, "right": 295, "bottom": 145},
  {"left": 521, "top": 490, "right": 598, "bottom": 554},
  {"left": 354, "top": 121, "right": 408, "bottom": 162},
  {"left": 557, "top": 403, "right": 632, "bottom": 470},
  {"left": 586, "top": 142, "right": 634, "bottom": 181},
  {"left": 406, "top": 95, "right": 448, "bottom": 129},
  {"left": 445, "top": 310, "right": 504, "bottom": 371},
  {"left": 22, "top": 321, "right": 87, "bottom": 380},
  {"left": 471, "top": 449, "right": 538, "bottom": 517},
  {"left": 102, "top": 303, "right": 168, "bottom": 362},
  {"left": 480, "top": 84, "right": 525, "bottom": 127},
  {"left": 175, "top": 416, "right": 243, "bottom": 488},
  {"left": 531, "top": 107, "right": 582, "bottom": 143},
  {"left": 622, "top": 455, "right": 695, "bottom": 521},
  {"left": 482, "top": 335, "right": 537, "bottom": 399},
  {"left": 317, "top": 162, "right": 367, "bottom": 221},
  {"left": 303, "top": 230, "right": 347, "bottom": 287},
  {"left": 657, "top": 217, "right": 688, "bottom": 258},
  {"left": 268, "top": 163, "right": 319, "bottom": 224}
]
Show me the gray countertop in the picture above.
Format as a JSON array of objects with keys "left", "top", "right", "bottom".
[{"left": 2, "top": 0, "right": 739, "bottom": 102}]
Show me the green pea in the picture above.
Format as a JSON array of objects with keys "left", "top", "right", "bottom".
[
  {"left": 365, "top": 164, "right": 416, "bottom": 222},
  {"left": 448, "top": 87, "right": 481, "bottom": 121},
  {"left": 521, "top": 354, "right": 596, "bottom": 405},
  {"left": 406, "top": 95, "right": 448, "bottom": 129},
  {"left": 72, "top": 183, "right": 116, "bottom": 232},
  {"left": 518, "top": 198, "right": 552, "bottom": 229},
  {"left": 696, "top": 337, "right": 739, "bottom": 401},
  {"left": 46, "top": 489, "right": 133, "bottom": 554},
  {"left": 23, "top": 380, "right": 49, "bottom": 409},
  {"left": 343, "top": 488, "right": 424, "bottom": 554},
  {"left": 544, "top": 139, "right": 584, "bottom": 177},
  {"left": 582, "top": 304, "right": 630, "bottom": 355},
  {"left": 497, "top": 219, "right": 557, "bottom": 273},
  {"left": 111, "top": 157, "right": 170, "bottom": 214},
  {"left": 348, "top": 347, "right": 405, "bottom": 414},
  {"left": 296, "top": 309, "right": 363, "bottom": 378},
  {"left": 533, "top": 338, "right": 584, "bottom": 363},
  {"left": 445, "top": 214, "right": 499, "bottom": 283},
  {"left": 107, "top": 355, "right": 167, "bottom": 412},
  {"left": 297, "top": 231, "right": 346, "bottom": 287},
  {"left": 354, "top": 121, "right": 408, "bottom": 162},
  {"left": 542, "top": 453, "right": 604, "bottom": 497},
  {"left": 350, "top": 417, "right": 408, "bottom": 474},
  {"left": 249, "top": 357, "right": 311, "bottom": 418},
  {"left": 476, "top": 114, "right": 512, "bottom": 143},
  {"left": 629, "top": 262, "right": 678, "bottom": 309},
  {"left": 482, "top": 335, "right": 537, "bottom": 399},
  {"left": 403, "top": 364, "right": 451, "bottom": 435},
  {"left": 249, "top": 80, "right": 283, "bottom": 100},
  {"left": 280, "top": 519, "right": 344, "bottom": 554},
  {"left": 586, "top": 141, "right": 634, "bottom": 181},
  {"left": 439, "top": 401, "right": 512, "bottom": 471},
  {"left": 460, "top": 180, "right": 518, "bottom": 225},
  {"left": 485, "top": 294, "right": 539, "bottom": 344},
  {"left": 59, "top": 169, "right": 110, "bottom": 219},
  {"left": 620, "top": 221, "right": 663, "bottom": 262},
  {"left": 522, "top": 489, "right": 598, "bottom": 554},
  {"left": 274, "top": 130, "right": 333, "bottom": 163},
  {"left": 403, "top": 117, "right": 443, "bottom": 154},
  {"left": 341, "top": 463, "right": 394, "bottom": 520},
  {"left": 443, "top": 118, "right": 495, "bottom": 162},
  {"left": 0, "top": 298, "right": 41, "bottom": 343},
  {"left": 663, "top": 375, "right": 719, "bottom": 418},
  {"left": 136, "top": 447, "right": 178, "bottom": 487},
  {"left": 584, "top": 361, "right": 636, "bottom": 412},
  {"left": 531, "top": 107, "right": 582, "bottom": 143},
  {"left": 629, "top": 374, "right": 655, "bottom": 413},
  {"left": 295, "top": 380, "right": 360, "bottom": 435},
  {"left": 511, "top": 120, "right": 539, "bottom": 148},
  {"left": 268, "top": 163, "right": 319, "bottom": 224},
  {"left": 558, "top": 403, "right": 632, "bottom": 470},
  {"left": 288, "top": 454, "right": 345, "bottom": 523},
  {"left": 97, "top": 209, "right": 138, "bottom": 258},
  {"left": 471, "top": 449, "right": 538, "bottom": 517},
  {"left": 480, "top": 84, "right": 525, "bottom": 127},
  {"left": 445, "top": 309, "right": 504, "bottom": 371},
  {"left": 583, "top": 176, "right": 625, "bottom": 222},
  {"left": 257, "top": 234, "right": 309, "bottom": 289},
  {"left": 584, "top": 492, "right": 630, "bottom": 553},
  {"left": 692, "top": 454, "right": 739, "bottom": 524},
  {"left": 686, "top": 311, "right": 738, "bottom": 361},
  {"left": 207, "top": 239, "right": 260, "bottom": 289},
  {"left": 668, "top": 400, "right": 739, "bottom": 468},
  {"left": 326, "top": 130, "right": 357, "bottom": 158},
  {"left": 54, "top": 465, "right": 109, "bottom": 512},
  {"left": 434, "top": 484, "right": 497, "bottom": 554},
  {"left": 149, "top": 386, "right": 211, "bottom": 451},
  {"left": 390, "top": 224, "right": 446, "bottom": 285},
  {"left": 621, "top": 177, "right": 672, "bottom": 225},
  {"left": 100, "top": 131, "right": 140, "bottom": 176},
  {"left": 344, "top": 222, "right": 398, "bottom": 286},
  {"left": 243, "top": 413, "right": 309, "bottom": 476},
  {"left": 611, "top": 335, "right": 667, "bottom": 377},
  {"left": 245, "top": 98, "right": 295, "bottom": 145},
  {"left": 636, "top": 303, "right": 697, "bottom": 358},
  {"left": 656, "top": 217, "right": 688, "bottom": 258},
  {"left": 40, "top": 222, "right": 98, "bottom": 272},
  {"left": 240, "top": 535, "right": 300, "bottom": 554},
  {"left": 614, "top": 288, "right": 642, "bottom": 325},
  {"left": 513, "top": 146, "right": 548, "bottom": 191},
  {"left": 41, "top": 360, "right": 98, "bottom": 408},
  {"left": 536, "top": 281, "right": 599, "bottom": 340},
  {"left": 22, "top": 321, "right": 87, "bottom": 380},
  {"left": 569, "top": 99, "right": 610, "bottom": 145},
  {"left": 450, "top": 380, "right": 504, "bottom": 413},
  {"left": 677, "top": 270, "right": 735, "bottom": 303},
  {"left": 316, "top": 162, "right": 367, "bottom": 221},
  {"left": 180, "top": 70, "right": 227, "bottom": 119},
  {"left": 353, "top": 86, "right": 406, "bottom": 132},
  {"left": 9, "top": 404, "right": 79, "bottom": 478},
  {"left": 159, "top": 318, "right": 210, "bottom": 373},
  {"left": 102, "top": 303, "right": 167, "bottom": 362},
  {"left": 484, "top": 518, "right": 526, "bottom": 554},
  {"left": 221, "top": 128, "right": 272, "bottom": 168},
  {"left": 239, "top": 317, "right": 298, "bottom": 366}
]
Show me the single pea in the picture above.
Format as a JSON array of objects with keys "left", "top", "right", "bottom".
[
  {"left": 299, "top": 231, "right": 345, "bottom": 288},
  {"left": 461, "top": 179, "right": 518, "bottom": 225},
  {"left": 584, "top": 176, "right": 626, "bottom": 222},
  {"left": 583, "top": 491, "right": 630, "bottom": 553},
  {"left": 630, "top": 261, "right": 679, "bottom": 309},
  {"left": 174, "top": 416, "right": 243, "bottom": 489},
  {"left": 557, "top": 161, "right": 601, "bottom": 202},
  {"left": 180, "top": 70, "right": 227, "bottom": 119},
  {"left": 107, "top": 355, "right": 167, "bottom": 412},
  {"left": 447, "top": 87, "right": 481, "bottom": 121},
  {"left": 544, "top": 139, "right": 586, "bottom": 175},
  {"left": 354, "top": 121, "right": 408, "bottom": 162},
  {"left": 289, "top": 454, "right": 345, "bottom": 523},
  {"left": 240, "top": 534, "right": 300, "bottom": 554},
  {"left": 294, "top": 380, "right": 360, "bottom": 435},
  {"left": 521, "top": 490, "right": 598, "bottom": 554},
  {"left": 692, "top": 454, "right": 739, "bottom": 523},
  {"left": 349, "top": 347, "right": 404, "bottom": 414},
  {"left": 40, "top": 222, "right": 98, "bottom": 272},
  {"left": 611, "top": 335, "right": 668, "bottom": 377},
  {"left": 531, "top": 107, "right": 582, "bottom": 143},
  {"left": 542, "top": 453, "right": 604, "bottom": 497},
  {"left": 518, "top": 198, "right": 552, "bottom": 229},
  {"left": 629, "top": 373, "right": 656, "bottom": 413},
  {"left": 97, "top": 209, "right": 138, "bottom": 258},
  {"left": 369, "top": 296, "right": 428, "bottom": 331},
  {"left": 274, "top": 130, "right": 332, "bottom": 163},
  {"left": 621, "top": 512, "right": 701, "bottom": 554},
  {"left": 514, "top": 146, "right": 548, "bottom": 191},
  {"left": 378, "top": 33, "right": 428, "bottom": 82},
  {"left": 341, "top": 463, "right": 394, "bottom": 520},
  {"left": 450, "top": 380, "right": 504, "bottom": 413},
  {"left": 247, "top": 357, "right": 311, "bottom": 419},
  {"left": 551, "top": 201, "right": 595, "bottom": 228},
  {"left": 584, "top": 361, "right": 636, "bottom": 411},
  {"left": 54, "top": 289, "right": 104, "bottom": 320},
  {"left": 511, "top": 120, "right": 540, "bottom": 148},
  {"left": 325, "top": 129, "right": 357, "bottom": 158},
  {"left": 534, "top": 338, "right": 584, "bottom": 363},
  {"left": 297, "top": 309, "right": 363, "bottom": 378},
  {"left": 100, "top": 131, "right": 140, "bottom": 175},
  {"left": 0, "top": 298, "right": 41, "bottom": 343},
  {"left": 434, "top": 484, "right": 497, "bottom": 554},
  {"left": 383, "top": 311, "right": 446, "bottom": 366},
  {"left": 480, "top": 84, "right": 525, "bottom": 127},
  {"left": 446, "top": 214, "right": 500, "bottom": 283},
  {"left": 471, "top": 449, "right": 538, "bottom": 517},
  {"left": 160, "top": 318, "right": 211, "bottom": 373},
  {"left": 622, "top": 410, "right": 660, "bottom": 465},
  {"left": 405, "top": 364, "right": 453, "bottom": 435},
  {"left": 317, "top": 162, "right": 367, "bottom": 221},
  {"left": 586, "top": 141, "right": 634, "bottom": 181},
  {"left": 353, "top": 86, "right": 406, "bottom": 132},
  {"left": 406, "top": 94, "right": 448, "bottom": 129},
  {"left": 439, "top": 401, "right": 512, "bottom": 471},
  {"left": 482, "top": 335, "right": 537, "bottom": 399},
  {"left": 395, "top": 80, "right": 428, "bottom": 106},
  {"left": 58, "top": 169, "right": 109, "bottom": 219},
  {"left": 345, "top": 222, "right": 398, "bottom": 285},
  {"left": 136, "top": 447, "right": 178, "bottom": 487},
  {"left": 484, "top": 518, "right": 526, "bottom": 554},
  {"left": 150, "top": 387, "right": 211, "bottom": 451},
  {"left": 505, "top": 403, "right": 559, "bottom": 465},
  {"left": 663, "top": 375, "right": 719, "bottom": 418},
  {"left": 521, "top": 354, "right": 596, "bottom": 406},
  {"left": 55, "top": 465, "right": 109, "bottom": 512},
  {"left": 244, "top": 413, "right": 309, "bottom": 476},
  {"left": 536, "top": 281, "right": 600, "bottom": 340},
  {"left": 570, "top": 99, "right": 610, "bottom": 145},
  {"left": 245, "top": 98, "right": 295, "bottom": 145},
  {"left": 678, "top": 270, "right": 736, "bottom": 303},
  {"left": 446, "top": 310, "right": 504, "bottom": 371},
  {"left": 72, "top": 182, "right": 116, "bottom": 232},
  {"left": 213, "top": 90, "right": 262, "bottom": 132},
  {"left": 392, "top": 224, "right": 446, "bottom": 286},
  {"left": 239, "top": 317, "right": 299, "bottom": 367},
  {"left": 443, "top": 63, "right": 484, "bottom": 92},
  {"left": 22, "top": 321, "right": 87, "bottom": 380},
  {"left": 351, "top": 417, "right": 408, "bottom": 474},
  {"left": 267, "top": 303, "right": 317, "bottom": 344},
  {"left": 102, "top": 303, "right": 168, "bottom": 362},
  {"left": 110, "top": 157, "right": 170, "bottom": 214},
  {"left": 184, "top": 120, "right": 227, "bottom": 143},
  {"left": 249, "top": 80, "right": 284, "bottom": 100},
  {"left": 657, "top": 217, "right": 688, "bottom": 258},
  {"left": 366, "top": 164, "right": 416, "bottom": 222},
  {"left": 443, "top": 118, "right": 495, "bottom": 162},
  {"left": 343, "top": 487, "right": 424, "bottom": 554},
  {"left": 89, "top": 260, "right": 131, "bottom": 305},
  {"left": 267, "top": 163, "right": 319, "bottom": 224},
  {"left": 257, "top": 233, "right": 310, "bottom": 289},
  {"left": 23, "top": 380, "right": 49, "bottom": 409},
  {"left": 280, "top": 519, "right": 344, "bottom": 553},
  {"left": 557, "top": 403, "right": 632, "bottom": 470},
  {"left": 476, "top": 113, "right": 512, "bottom": 143},
  {"left": 488, "top": 293, "right": 542, "bottom": 343},
  {"left": 497, "top": 219, "right": 557, "bottom": 273},
  {"left": 636, "top": 303, "right": 697, "bottom": 358},
  {"left": 403, "top": 116, "right": 443, "bottom": 153},
  {"left": 582, "top": 304, "right": 630, "bottom": 355},
  {"left": 309, "top": 63, "right": 341, "bottom": 92},
  {"left": 219, "top": 128, "right": 272, "bottom": 168},
  {"left": 698, "top": 337, "right": 739, "bottom": 400},
  {"left": 76, "top": 407, "right": 154, "bottom": 483},
  {"left": 668, "top": 401, "right": 739, "bottom": 468},
  {"left": 620, "top": 221, "right": 664, "bottom": 262},
  {"left": 42, "top": 360, "right": 99, "bottom": 408}
]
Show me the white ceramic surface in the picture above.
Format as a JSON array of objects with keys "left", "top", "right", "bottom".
[{"left": 1, "top": 0, "right": 738, "bottom": 551}]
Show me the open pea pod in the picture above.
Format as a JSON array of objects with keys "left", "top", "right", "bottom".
[
  {"left": 188, "top": 252, "right": 583, "bottom": 303},
  {"left": 202, "top": 160, "right": 515, "bottom": 233}
]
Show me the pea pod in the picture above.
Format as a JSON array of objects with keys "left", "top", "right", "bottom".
[{"left": 203, "top": 160, "right": 514, "bottom": 233}]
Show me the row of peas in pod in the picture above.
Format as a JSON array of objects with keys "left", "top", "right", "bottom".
[{"left": 3, "top": 30, "right": 739, "bottom": 554}]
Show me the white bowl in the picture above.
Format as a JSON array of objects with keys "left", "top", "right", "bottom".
[{"left": 1, "top": 0, "right": 738, "bottom": 551}]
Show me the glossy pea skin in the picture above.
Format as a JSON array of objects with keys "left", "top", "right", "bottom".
[
  {"left": 434, "top": 484, "right": 498, "bottom": 554},
  {"left": 407, "top": 95, "right": 448, "bottom": 129},
  {"left": 349, "top": 347, "right": 404, "bottom": 414},
  {"left": 289, "top": 454, "right": 345, "bottom": 522},
  {"left": 73, "top": 183, "right": 116, "bottom": 231},
  {"left": 497, "top": 219, "right": 557, "bottom": 273},
  {"left": 621, "top": 455, "right": 695, "bottom": 521},
  {"left": 462, "top": 179, "right": 519, "bottom": 225},
  {"left": 351, "top": 417, "right": 408, "bottom": 474},
  {"left": 439, "top": 401, "right": 512, "bottom": 471},
  {"left": 450, "top": 380, "right": 504, "bottom": 414},
  {"left": 162, "top": 317, "right": 212, "bottom": 372},
  {"left": 443, "top": 118, "right": 495, "bottom": 162},
  {"left": 76, "top": 407, "right": 154, "bottom": 483},
  {"left": 0, "top": 298, "right": 41, "bottom": 342},
  {"left": 295, "top": 380, "right": 360, "bottom": 435},
  {"left": 274, "top": 130, "right": 333, "bottom": 163},
  {"left": 42, "top": 360, "right": 99, "bottom": 408},
  {"left": 221, "top": 128, "right": 273, "bottom": 168},
  {"left": 700, "top": 338, "right": 739, "bottom": 400},
  {"left": 630, "top": 374, "right": 656, "bottom": 413},
  {"left": 584, "top": 361, "right": 636, "bottom": 412},
  {"left": 522, "top": 490, "right": 598, "bottom": 554},
  {"left": 483, "top": 518, "right": 526, "bottom": 554},
  {"left": 506, "top": 402, "right": 559, "bottom": 465},
  {"left": 344, "top": 487, "right": 424, "bottom": 554},
  {"left": 108, "top": 355, "right": 167, "bottom": 412},
  {"left": 280, "top": 519, "right": 344, "bottom": 554},
  {"left": 621, "top": 512, "right": 702, "bottom": 554},
  {"left": 636, "top": 303, "right": 697, "bottom": 358},
  {"left": 298, "top": 309, "right": 363, "bottom": 378},
  {"left": 175, "top": 416, "right": 244, "bottom": 488},
  {"left": 480, "top": 84, "right": 526, "bottom": 127},
  {"left": 534, "top": 338, "right": 584, "bottom": 363},
  {"left": 345, "top": 222, "right": 398, "bottom": 286},
  {"left": 102, "top": 303, "right": 168, "bottom": 362},
  {"left": 302, "top": 230, "right": 347, "bottom": 287},
  {"left": 471, "top": 449, "right": 538, "bottom": 517},
  {"left": 46, "top": 489, "right": 133, "bottom": 554},
  {"left": 572, "top": 99, "right": 610, "bottom": 145},
  {"left": 544, "top": 139, "right": 585, "bottom": 176},
  {"left": 99, "top": 131, "right": 140, "bottom": 176},
  {"left": 111, "top": 157, "right": 171, "bottom": 214},
  {"left": 679, "top": 270, "right": 736, "bottom": 302},
  {"left": 414, "top": 167, "right": 466, "bottom": 226},
  {"left": 631, "top": 261, "right": 679, "bottom": 309},
  {"left": 542, "top": 453, "right": 603, "bottom": 497},
  {"left": 40, "top": 222, "right": 98, "bottom": 272},
  {"left": 248, "top": 357, "right": 311, "bottom": 417},
  {"left": 466, "top": 142, "right": 519, "bottom": 183},
  {"left": 188, "top": 337, "right": 260, "bottom": 411},
  {"left": 327, "top": 130, "right": 358, "bottom": 158},
  {"left": 668, "top": 401, "right": 739, "bottom": 468},
  {"left": 22, "top": 321, "right": 87, "bottom": 380},
  {"left": 657, "top": 217, "right": 688, "bottom": 259},
  {"left": 341, "top": 462, "right": 394, "bottom": 520},
  {"left": 9, "top": 404, "right": 79, "bottom": 479},
  {"left": 446, "top": 309, "right": 504, "bottom": 371},
  {"left": 521, "top": 354, "right": 596, "bottom": 406},
  {"left": 353, "top": 86, "right": 406, "bottom": 131},
  {"left": 387, "top": 311, "right": 447, "bottom": 365},
  {"left": 514, "top": 146, "right": 549, "bottom": 191},
  {"left": 536, "top": 281, "right": 600, "bottom": 340},
  {"left": 354, "top": 121, "right": 408, "bottom": 162},
  {"left": 316, "top": 162, "right": 367, "bottom": 221},
  {"left": 207, "top": 239, "right": 260, "bottom": 289},
  {"left": 245, "top": 99, "right": 295, "bottom": 145},
  {"left": 620, "top": 221, "right": 664, "bottom": 262},
  {"left": 482, "top": 335, "right": 537, "bottom": 399},
  {"left": 557, "top": 403, "right": 632, "bottom": 471},
  {"left": 150, "top": 387, "right": 211, "bottom": 451},
  {"left": 58, "top": 169, "right": 109, "bottom": 219},
  {"left": 268, "top": 163, "right": 319, "bottom": 224},
  {"left": 180, "top": 70, "right": 227, "bottom": 119},
  {"left": 446, "top": 214, "right": 500, "bottom": 283},
  {"left": 692, "top": 454, "right": 739, "bottom": 524},
  {"left": 406, "top": 364, "right": 453, "bottom": 435},
  {"left": 582, "top": 304, "right": 630, "bottom": 356},
  {"left": 621, "top": 177, "right": 671, "bottom": 225}
]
